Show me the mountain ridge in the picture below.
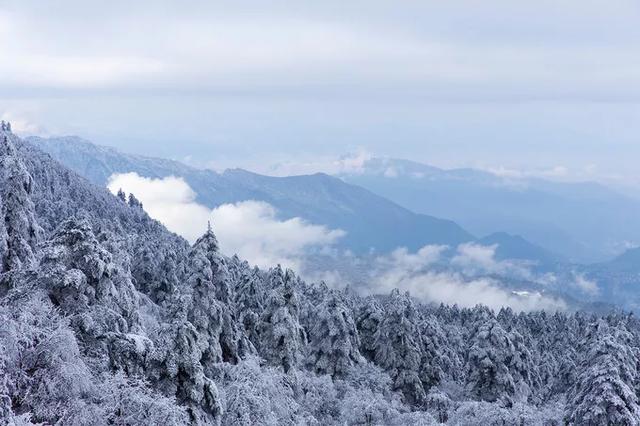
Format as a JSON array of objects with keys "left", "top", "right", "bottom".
[
  {"left": 29, "top": 135, "right": 475, "bottom": 254},
  {"left": 341, "top": 156, "right": 640, "bottom": 262}
]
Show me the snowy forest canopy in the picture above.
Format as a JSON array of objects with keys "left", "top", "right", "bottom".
[{"left": 2, "top": 124, "right": 640, "bottom": 425}]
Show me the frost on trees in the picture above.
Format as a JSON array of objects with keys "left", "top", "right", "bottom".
[
  {"left": 258, "top": 266, "right": 307, "bottom": 372},
  {"left": 419, "top": 315, "right": 463, "bottom": 391},
  {"left": 305, "top": 290, "right": 362, "bottom": 377},
  {"left": 372, "top": 289, "right": 426, "bottom": 406},
  {"left": 356, "top": 295, "right": 385, "bottom": 361},
  {"left": 117, "top": 188, "right": 127, "bottom": 202},
  {"left": 234, "top": 264, "right": 264, "bottom": 347},
  {"left": 465, "top": 317, "right": 539, "bottom": 407},
  {"left": 6, "top": 128, "right": 640, "bottom": 425},
  {"left": 185, "top": 226, "right": 245, "bottom": 365},
  {"left": 565, "top": 320, "right": 640, "bottom": 426},
  {"left": 0, "top": 134, "right": 43, "bottom": 274},
  {"left": 128, "top": 193, "right": 143, "bottom": 209},
  {"left": 465, "top": 319, "right": 517, "bottom": 406}
]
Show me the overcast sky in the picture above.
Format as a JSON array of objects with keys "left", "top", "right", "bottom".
[{"left": 1, "top": 0, "right": 640, "bottom": 185}]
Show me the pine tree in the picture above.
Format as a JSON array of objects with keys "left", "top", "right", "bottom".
[
  {"left": 0, "top": 191, "right": 8, "bottom": 277},
  {"left": 465, "top": 319, "right": 517, "bottom": 406},
  {"left": 419, "top": 314, "right": 462, "bottom": 390},
  {"left": 116, "top": 188, "right": 126, "bottom": 202},
  {"left": 306, "top": 291, "right": 362, "bottom": 377},
  {"left": 372, "top": 289, "right": 426, "bottom": 406},
  {"left": 0, "top": 134, "right": 43, "bottom": 274},
  {"left": 258, "top": 266, "right": 306, "bottom": 372},
  {"left": 234, "top": 264, "right": 265, "bottom": 347},
  {"left": 128, "top": 193, "right": 142, "bottom": 209},
  {"left": 356, "top": 296, "right": 385, "bottom": 361},
  {"left": 185, "top": 227, "right": 243, "bottom": 364},
  {"left": 565, "top": 320, "right": 640, "bottom": 426}
]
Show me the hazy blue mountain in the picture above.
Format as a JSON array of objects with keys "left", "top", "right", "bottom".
[
  {"left": 478, "top": 232, "right": 563, "bottom": 268},
  {"left": 578, "top": 249, "right": 640, "bottom": 311},
  {"left": 607, "top": 247, "right": 640, "bottom": 273},
  {"left": 29, "top": 136, "right": 474, "bottom": 254},
  {"left": 341, "top": 157, "right": 640, "bottom": 263}
]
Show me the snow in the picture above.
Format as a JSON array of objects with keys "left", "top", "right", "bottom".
[{"left": 2, "top": 128, "right": 640, "bottom": 425}]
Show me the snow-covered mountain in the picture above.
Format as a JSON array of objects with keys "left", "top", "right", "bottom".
[
  {"left": 4, "top": 125, "right": 640, "bottom": 425},
  {"left": 29, "top": 136, "right": 474, "bottom": 254},
  {"left": 341, "top": 157, "right": 640, "bottom": 263}
]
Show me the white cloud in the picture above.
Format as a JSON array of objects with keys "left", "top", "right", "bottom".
[
  {"left": 264, "top": 149, "right": 373, "bottom": 177},
  {"left": 376, "top": 245, "right": 446, "bottom": 273},
  {"left": 107, "top": 172, "right": 344, "bottom": 270},
  {"left": 452, "top": 243, "right": 534, "bottom": 279},
  {"left": 570, "top": 273, "right": 599, "bottom": 296},
  {"left": 3, "top": 2, "right": 640, "bottom": 99},
  {"left": 486, "top": 165, "right": 572, "bottom": 181},
  {"left": 209, "top": 201, "right": 344, "bottom": 269},
  {"left": 0, "top": 111, "right": 48, "bottom": 136},
  {"left": 372, "top": 245, "right": 566, "bottom": 312}
]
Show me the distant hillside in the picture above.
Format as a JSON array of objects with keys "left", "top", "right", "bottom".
[
  {"left": 341, "top": 157, "right": 640, "bottom": 263},
  {"left": 29, "top": 136, "right": 474, "bottom": 254},
  {"left": 478, "top": 232, "right": 563, "bottom": 268}
]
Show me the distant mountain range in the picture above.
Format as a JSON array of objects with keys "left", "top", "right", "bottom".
[
  {"left": 341, "top": 157, "right": 640, "bottom": 263},
  {"left": 30, "top": 135, "right": 640, "bottom": 309},
  {"left": 29, "top": 136, "right": 473, "bottom": 255}
]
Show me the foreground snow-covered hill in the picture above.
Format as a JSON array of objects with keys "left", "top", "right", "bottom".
[{"left": 2, "top": 126, "right": 640, "bottom": 425}]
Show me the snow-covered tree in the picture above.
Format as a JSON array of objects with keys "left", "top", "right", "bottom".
[
  {"left": 185, "top": 227, "right": 243, "bottom": 364},
  {"left": 258, "top": 266, "right": 306, "bottom": 372},
  {"left": 305, "top": 291, "right": 362, "bottom": 377},
  {"left": 373, "top": 289, "right": 426, "bottom": 406},
  {"left": 419, "top": 314, "right": 463, "bottom": 391},
  {"left": 8, "top": 128, "right": 640, "bottom": 425},
  {"left": 234, "top": 264, "right": 264, "bottom": 347},
  {"left": 128, "top": 193, "right": 143, "bottom": 209},
  {"left": 565, "top": 320, "right": 640, "bottom": 425},
  {"left": 0, "top": 134, "right": 43, "bottom": 273},
  {"left": 465, "top": 319, "right": 517, "bottom": 406},
  {"left": 356, "top": 296, "right": 385, "bottom": 360},
  {"left": 116, "top": 188, "right": 127, "bottom": 202}
]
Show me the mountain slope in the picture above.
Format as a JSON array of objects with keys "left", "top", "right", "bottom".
[
  {"left": 29, "top": 136, "right": 475, "bottom": 253},
  {"left": 341, "top": 157, "right": 640, "bottom": 262},
  {"left": 478, "top": 232, "right": 563, "bottom": 268},
  {"left": 0, "top": 125, "right": 603, "bottom": 426}
]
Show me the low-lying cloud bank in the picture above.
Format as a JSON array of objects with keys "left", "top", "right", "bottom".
[
  {"left": 370, "top": 244, "right": 568, "bottom": 312},
  {"left": 107, "top": 172, "right": 587, "bottom": 312},
  {"left": 107, "top": 172, "right": 344, "bottom": 270}
]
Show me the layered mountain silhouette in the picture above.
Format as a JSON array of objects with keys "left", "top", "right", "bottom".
[
  {"left": 29, "top": 136, "right": 474, "bottom": 254},
  {"left": 341, "top": 157, "right": 640, "bottom": 263}
]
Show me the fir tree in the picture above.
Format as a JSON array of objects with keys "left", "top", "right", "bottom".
[
  {"left": 128, "top": 193, "right": 142, "bottom": 209},
  {"left": 373, "top": 289, "right": 426, "bottom": 406},
  {"left": 306, "top": 291, "right": 362, "bottom": 377},
  {"left": 258, "top": 266, "right": 306, "bottom": 372},
  {"left": 565, "top": 320, "right": 640, "bottom": 426},
  {"left": 185, "top": 227, "right": 243, "bottom": 364},
  {"left": 465, "top": 319, "right": 517, "bottom": 406},
  {"left": 0, "top": 134, "right": 43, "bottom": 274},
  {"left": 116, "top": 188, "right": 126, "bottom": 202}
]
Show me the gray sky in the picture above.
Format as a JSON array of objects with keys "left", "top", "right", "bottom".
[{"left": 2, "top": 0, "right": 640, "bottom": 184}]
